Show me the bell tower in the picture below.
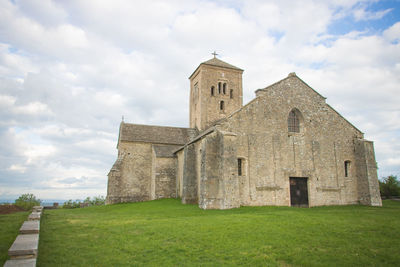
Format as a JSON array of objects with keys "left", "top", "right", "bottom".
[{"left": 189, "top": 54, "right": 244, "bottom": 131}]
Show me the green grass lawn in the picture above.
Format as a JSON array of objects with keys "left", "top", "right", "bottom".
[
  {"left": 0, "top": 211, "right": 29, "bottom": 265},
  {"left": 38, "top": 199, "right": 400, "bottom": 266}
]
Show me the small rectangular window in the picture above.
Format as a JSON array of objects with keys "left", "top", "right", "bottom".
[
  {"left": 230, "top": 89, "right": 233, "bottom": 99},
  {"left": 238, "top": 158, "right": 242, "bottom": 176},
  {"left": 344, "top": 161, "right": 351, "bottom": 177}
]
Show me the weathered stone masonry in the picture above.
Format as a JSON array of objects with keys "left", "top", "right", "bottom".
[
  {"left": 107, "top": 57, "right": 382, "bottom": 209},
  {"left": 106, "top": 124, "right": 197, "bottom": 204}
]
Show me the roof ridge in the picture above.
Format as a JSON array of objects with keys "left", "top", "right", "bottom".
[
  {"left": 118, "top": 123, "right": 198, "bottom": 146},
  {"left": 189, "top": 57, "right": 243, "bottom": 79},
  {"left": 122, "top": 122, "right": 195, "bottom": 131},
  {"left": 201, "top": 57, "right": 243, "bottom": 71}
]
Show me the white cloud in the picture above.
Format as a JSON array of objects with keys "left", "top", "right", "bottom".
[
  {"left": 385, "top": 158, "right": 400, "bottom": 166},
  {"left": 0, "top": 44, "right": 38, "bottom": 77},
  {"left": 0, "top": 94, "right": 16, "bottom": 107},
  {"left": 14, "top": 101, "right": 54, "bottom": 116},
  {"left": 0, "top": 0, "right": 399, "bottom": 200},
  {"left": 383, "top": 22, "right": 400, "bottom": 42},
  {"left": 353, "top": 7, "right": 393, "bottom": 21},
  {"left": 23, "top": 144, "right": 56, "bottom": 164},
  {"left": 15, "top": 0, "right": 68, "bottom": 26},
  {"left": 8, "top": 164, "right": 26, "bottom": 173}
]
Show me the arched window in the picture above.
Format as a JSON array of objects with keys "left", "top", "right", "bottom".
[
  {"left": 218, "top": 82, "right": 222, "bottom": 94},
  {"left": 211, "top": 86, "right": 215, "bottom": 96},
  {"left": 223, "top": 83, "right": 226, "bottom": 94},
  {"left": 230, "top": 89, "right": 233, "bottom": 99},
  {"left": 220, "top": 100, "right": 224, "bottom": 111},
  {"left": 288, "top": 109, "right": 300, "bottom": 133},
  {"left": 344, "top": 161, "right": 351, "bottom": 177}
]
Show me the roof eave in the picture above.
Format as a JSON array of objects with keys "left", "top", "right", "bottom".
[
  {"left": 173, "top": 127, "right": 216, "bottom": 154},
  {"left": 189, "top": 62, "right": 244, "bottom": 80}
]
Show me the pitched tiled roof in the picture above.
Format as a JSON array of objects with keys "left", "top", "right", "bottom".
[
  {"left": 153, "top": 145, "right": 180, "bottom": 158},
  {"left": 201, "top": 58, "right": 243, "bottom": 71},
  {"left": 119, "top": 123, "right": 198, "bottom": 145},
  {"left": 189, "top": 57, "right": 243, "bottom": 79}
]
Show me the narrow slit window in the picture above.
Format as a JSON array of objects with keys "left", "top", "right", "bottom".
[
  {"left": 220, "top": 100, "right": 224, "bottom": 110},
  {"left": 211, "top": 86, "right": 215, "bottom": 96},
  {"left": 223, "top": 83, "right": 226, "bottom": 94},
  {"left": 288, "top": 110, "right": 300, "bottom": 133},
  {"left": 344, "top": 161, "right": 351, "bottom": 177},
  {"left": 230, "top": 89, "right": 233, "bottom": 99},
  {"left": 218, "top": 82, "right": 221, "bottom": 94},
  {"left": 238, "top": 158, "right": 242, "bottom": 176}
]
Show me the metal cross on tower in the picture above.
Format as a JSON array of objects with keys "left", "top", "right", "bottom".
[{"left": 211, "top": 51, "right": 218, "bottom": 58}]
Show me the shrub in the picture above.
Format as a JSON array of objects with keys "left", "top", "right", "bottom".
[
  {"left": 90, "top": 196, "right": 105, "bottom": 206},
  {"left": 62, "top": 200, "right": 81, "bottom": 209},
  {"left": 62, "top": 196, "right": 105, "bottom": 209},
  {"left": 83, "top": 197, "right": 91, "bottom": 205},
  {"left": 379, "top": 175, "right": 400, "bottom": 198},
  {"left": 14, "top": 193, "right": 41, "bottom": 211}
]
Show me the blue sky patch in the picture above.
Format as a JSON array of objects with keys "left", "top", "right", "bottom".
[{"left": 328, "top": 0, "right": 400, "bottom": 36}]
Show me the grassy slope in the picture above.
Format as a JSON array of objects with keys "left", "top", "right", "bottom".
[
  {"left": 38, "top": 200, "right": 400, "bottom": 266},
  {"left": 0, "top": 211, "right": 29, "bottom": 265}
]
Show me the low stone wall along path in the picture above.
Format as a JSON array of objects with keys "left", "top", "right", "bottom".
[{"left": 4, "top": 206, "right": 43, "bottom": 267}]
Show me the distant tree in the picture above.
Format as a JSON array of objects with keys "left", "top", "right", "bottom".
[
  {"left": 15, "top": 193, "right": 41, "bottom": 210},
  {"left": 83, "top": 197, "right": 91, "bottom": 204},
  {"left": 90, "top": 196, "right": 105, "bottom": 206},
  {"left": 62, "top": 199, "right": 80, "bottom": 209},
  {"left": 62, "top": 196, "right": 105, "bottom": 209},
  {"left": 379, "top": 175, "right": 400, "bottom": 198}
]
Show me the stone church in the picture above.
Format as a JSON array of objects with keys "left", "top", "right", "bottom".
[{"left": 106, "top": 56, "right": 382, "bottom": 209}]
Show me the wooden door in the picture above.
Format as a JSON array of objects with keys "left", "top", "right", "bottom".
[{"left": 290, "top": 177, "right": 309, "bottom": 207}]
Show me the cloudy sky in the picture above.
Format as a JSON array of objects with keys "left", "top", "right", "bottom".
[{"left": 0, "top": 0, "right": 399, "bottom": 201}]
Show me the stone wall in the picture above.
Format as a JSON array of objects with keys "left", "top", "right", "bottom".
[
  {"left": 355, "top": 139, "right": 382, "bottom": 206},
  {"left": 181, "top": 143, "right": 198, "bottom": 204},
  {"left": 107, "top": 142, "right": 153, "bottom": 204},
  {"left": 214, "top": 74, "right": 380, "bottom": 207},
  {"left": 198, "top": 131, "right": 219, "bottom": 208},
  {"left": 154, "top": 157, "right": 177, "bottom": 199},
  {"left": 179, "top": 129, "right": 241, "bottom": 210},
  {"left": 106, "top": 155, "right": 124, "bottom": 204},
  {"left": 107, "top": 141, "right": 179, "bottom": 204},
  {"left": 220, "top": 131, "right": 241, "bottom": 209},
  {"left": 176, "top": 149, "right": 184, "bottom": 198},
  {"left": 190, "top": 64, "right": 243, "bottom": 131}
]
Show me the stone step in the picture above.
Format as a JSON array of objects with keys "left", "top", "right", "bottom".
[
  {"left": 19, "top": 221, "right": 40, "bottom": 234},
  {"left": 32, "top": 206, "right": 43, "bottom": 213},
  {"left": 32, "top": 210, "right": 41, "bottom": 216},
  {"left": 8, "top": 234, "right": 39, "bottom": 259},
  {"left": 3, "top": 258, "right": 36, "bottom": 267},
  {"left": 27, "top": 213, "right": 40, "bottom": 221}
]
